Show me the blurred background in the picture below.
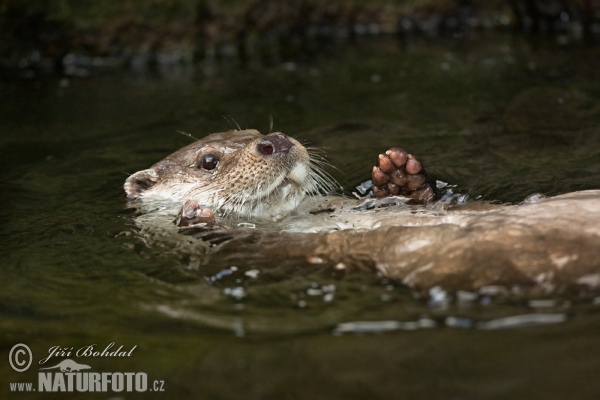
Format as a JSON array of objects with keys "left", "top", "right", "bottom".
[{"left": 2, "top": 0, "right": 600, "bottom": 77}]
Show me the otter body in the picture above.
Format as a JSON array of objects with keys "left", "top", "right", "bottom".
[{"left": 125, "top": 129, "right": 600, "bottom": 292}]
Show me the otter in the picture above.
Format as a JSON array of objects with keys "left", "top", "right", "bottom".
[{"left": 124, "top": 129, "right": 600, "bottom": 292}]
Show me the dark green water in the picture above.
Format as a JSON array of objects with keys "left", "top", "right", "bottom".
[{"left": 2, "top": 34, "right": 600, "bottom": 399}]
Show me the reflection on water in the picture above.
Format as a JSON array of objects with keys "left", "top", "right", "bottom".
[
  {"left": 333, "top": 313, "right": 569, "bottom": 334},
  {"left": 1, "top": 33, "right": 600, "bottom": 398}
]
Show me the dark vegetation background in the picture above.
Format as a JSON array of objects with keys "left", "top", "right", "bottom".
[{"left": 2, "top": 0, "right": 599, "bottom": 76}]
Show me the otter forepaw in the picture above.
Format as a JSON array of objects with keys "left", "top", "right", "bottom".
[
  {"left": 175, "top": 200, "right": 216, "bottom": 227},
  {"left": 372, "top": 148, "right": 435, "bottom": 201}
]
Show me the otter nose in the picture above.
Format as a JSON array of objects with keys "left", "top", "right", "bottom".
[{"left": 257, "top": 134, "right": 293, "bottom": 156}]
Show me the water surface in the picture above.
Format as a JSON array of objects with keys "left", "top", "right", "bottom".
[{"left": 2, "top": 33, "right": 600, "bottom": 399}]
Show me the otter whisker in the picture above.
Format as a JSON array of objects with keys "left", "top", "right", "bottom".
[
  {"left": 304, "top": 146, "right": 329, "bottom": 155},
  {"left": 307, "top": 151, "right": 342, "bottom": 176},
  {"left": 221, "top": 116, "right": 242, "bottom": 132},
  {"left": 308, "top": 170, "right": 338, "bottom": 196},
  {"left": 306, "top": 156, "right": 340, "bottom": 195},
  {"left": 177, "top": 130, "right": 200, "bottom": 142}
]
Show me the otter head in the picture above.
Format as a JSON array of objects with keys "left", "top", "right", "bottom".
[{"left": 124, "top": 129, "right": 337, "bottom": 219}]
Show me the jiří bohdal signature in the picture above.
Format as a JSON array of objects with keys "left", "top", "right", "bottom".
[{"left": 39, "top": 342, "right": 137, "bottom": 365}]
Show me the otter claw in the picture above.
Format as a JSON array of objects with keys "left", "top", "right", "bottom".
[
  {"left": 176, "top": 200, "right": 216, "bottom": 227},
  {"left": 372, "top": 166, "right": 390, "bottom": 186},
  {"left": 373, "top": 149, "right": 434, "bottom": 201},
  {"left": 386, "top": 147, "right": 408, "bottom": 168},
  {"left": 405, "top": 155, "right": 423, "bottom": 175},
  {"left": 378, "top": 154, "right": 397, "bottom": 173}
]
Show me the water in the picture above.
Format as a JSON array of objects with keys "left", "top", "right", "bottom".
[{"left": 2, "top": 33, "right": 600, "bottom": 398}]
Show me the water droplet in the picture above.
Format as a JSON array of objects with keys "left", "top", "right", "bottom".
[{"left": 244, "top": 269, "right": 260, "bottom": 279}]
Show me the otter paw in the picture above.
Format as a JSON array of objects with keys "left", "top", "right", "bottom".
[
  {"left": 175, "top": 200, "right": 216, "bottom": 227},
  {"left": 372, "top": 148, "right": 435, "bottom": 201}
]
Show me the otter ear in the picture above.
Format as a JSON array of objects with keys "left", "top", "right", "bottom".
[{"left": 124, "top": 168, "right": 159, "bottom": 199}]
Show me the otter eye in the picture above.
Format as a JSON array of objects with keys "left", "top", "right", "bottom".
[
  {"left": 257, "top": 142, "right": 274, "bottom": 156},
  {"left": 199, "top": 155, "right": 219, "bottom": 170}
]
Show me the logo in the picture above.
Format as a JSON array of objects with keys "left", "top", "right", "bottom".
[
  {"left": 39, "top": 359, "right": 91, "bottom": 372},
  {"left": 9, "top": 344, "right": 32, "bottom": 372},
  {"left": 8, "top": 343, "right": 165, "bottom": 393}
]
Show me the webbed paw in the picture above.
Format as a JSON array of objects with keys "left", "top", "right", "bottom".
[{"left": 372, "top": 148, "right": 435, "bottom": 201}]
